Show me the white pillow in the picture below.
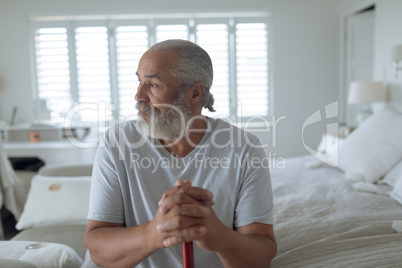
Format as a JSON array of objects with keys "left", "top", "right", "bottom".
[
  {"left": 389, "top": 176, "right": 402, "bottom": 206},
  {"left": 306, "top": 134, "right": 344, "bottom": 168},
  {"left": 338, "top": 107, "right": 402, "bottom": 183},
  {"left": 381, "top": 160, "right": 402, "bottom": 187},
  {"left": 16, "top": 175, "right": 91, "bottom": 230},
  {"left": 0, "top": 241, "right": 83, "bottom": 268}
]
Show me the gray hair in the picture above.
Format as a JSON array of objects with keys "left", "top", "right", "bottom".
[{"left": 149, "top": 39, "right": 215, "bottom": 112}]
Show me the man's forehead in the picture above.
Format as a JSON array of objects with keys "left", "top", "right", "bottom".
[
  {"left": 135, "top": 61, "right": 162, "bottom": 80},
  {"left": 135, "top": 72, "right": 158, "bottom": 79},
  {"left": 136, "top": 50, "right": 177, "bottom": 79}
]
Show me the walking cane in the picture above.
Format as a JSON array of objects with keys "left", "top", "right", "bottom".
[{"left": 182, "top": 242, "right": 194, "bottom": 268}]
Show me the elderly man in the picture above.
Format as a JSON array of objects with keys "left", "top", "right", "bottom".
[{"left": 84, "top": 39, "right": 277, "bottom": 267}]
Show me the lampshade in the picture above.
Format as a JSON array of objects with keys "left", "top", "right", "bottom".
[
  {"left": 391, "top": 44, "right": 402, "bottom": 61},
  {"left": 347, "top": 81, "right": 386, "bottom": 104}
]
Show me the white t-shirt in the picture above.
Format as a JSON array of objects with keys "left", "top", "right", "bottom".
[{"left": 87, "top": 117, "right": 274, "bottom": 268}]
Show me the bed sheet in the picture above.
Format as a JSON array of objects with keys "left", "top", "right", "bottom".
[
  {"left": 11, "top": 224, "right": 87, "bottom": 259},
  {"left": 271, "top": 155, "right": 402, "bottom": 267}
]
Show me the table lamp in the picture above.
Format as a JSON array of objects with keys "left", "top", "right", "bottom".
[{"left": 347, "top": 81, "right": 386, "bottom": 125}]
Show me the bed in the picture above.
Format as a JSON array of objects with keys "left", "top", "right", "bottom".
[
  {"left": 1, "top": 106, "right": 402, "bottom": 267},
  {"left": 271, "top": 155, "right": 402, "bottom": 267},
  {"left": 0, "top": 163, "right": 91, "bottom": 267},
  {"left": 271, "top": 106, "right": 402, "bottom": 267}
]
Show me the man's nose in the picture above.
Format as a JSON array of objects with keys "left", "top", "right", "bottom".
[{"left": 135, "top": 83, "right": 150, "bottom": 103}]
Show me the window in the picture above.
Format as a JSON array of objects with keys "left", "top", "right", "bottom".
[
  {"left": 75, "top": 27, "right": 111, "bottom": 121},
  {"left": 236, "top": 23, "right": 268, "bottom": 118},
  {"left": 115, "top": 26, "right": 149, "bottom": 118},
  {"left": 31, "top": 15, "right": 270, "bottom": 122},
  {"left": 34, "top": 27, "right": 71, "bottom": 118},
  {"left": 196, "top": 24, "right": 230, "bottom": 117}
]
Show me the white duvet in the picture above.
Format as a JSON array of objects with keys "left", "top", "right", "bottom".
[{"left": 271, "top": 156, "right": 402, "bottom": 268}]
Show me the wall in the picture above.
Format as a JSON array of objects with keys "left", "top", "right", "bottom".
[
  {"left": 337, "top": 0, "right": 402, "bottom": 112},
  {"left": 0, "top": 0, "right": 340, "bottom": 158},
  {"left": 373, "top": 0, "right": 402, "bottom": 110}
]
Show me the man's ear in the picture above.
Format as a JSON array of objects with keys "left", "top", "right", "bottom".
[{"left": 189, "top": 82, "right": 204, "bottom": 104}]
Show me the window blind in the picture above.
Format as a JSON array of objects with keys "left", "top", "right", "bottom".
[
  {"left": 115, "top": 25, "right": 149, "bottom": 119},
  {"left": 75, "top": 27, "right": 111, "bottom": 121},
  {"left": 156, "top": 25, "right": 189, "bottom": 43},
  {"left": 236, "top": 23, "right": 268, "bottom": 118},
  {"left": 32, "top": 16, "right": 270, "bottom": 122},
  {"left": 34, "top": 27, "right": 71, "bottom": 118},
  {"left": 195, "top": 24, "right": 230, "bottom": 117}
]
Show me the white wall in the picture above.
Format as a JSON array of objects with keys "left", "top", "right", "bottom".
[
  {"left": 0, "top": 0, "right": 340, "bottom": 158},
  {"left": 337, "top": 0, "right": 402, "bottom": 111},
  {"left": 373, "top": 0, "right": 402, "bottom": 110}
]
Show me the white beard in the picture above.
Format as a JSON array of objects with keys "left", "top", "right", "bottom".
[{"left": 135, "top": 101, "right": 192, "bottom": 142}]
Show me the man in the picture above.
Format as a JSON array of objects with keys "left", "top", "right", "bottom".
[{"left": 84, "top": 39, "right": 277, "bottom": 267}]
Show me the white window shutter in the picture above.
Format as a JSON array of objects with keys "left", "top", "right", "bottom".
[
  {"left": 34, "top": 27, "right": 71, "bottom": 118},
  {"left": 32, "top": 16, "right": 270, "bottom": 123},
  {"left": 115, "top": 25, "right": 149, "bottom": 119},
  {"left": 75, "top": 26, "right": 111, "bottom": 121},
  {"left": 235, "top": 23, "right": 269, "bottom": 118},
  {"left": 156, "top": 25, "right": 189, "bottom": 43},
  {"left": 195, "top": 24, "right": 230, "bottom": 117}
]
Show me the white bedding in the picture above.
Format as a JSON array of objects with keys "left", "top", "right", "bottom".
[{"left": 271, "top": 155, "right": 402, "bottom": 268}]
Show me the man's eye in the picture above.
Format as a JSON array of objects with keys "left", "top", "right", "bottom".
[{"left": 150, "top": 83, "right": 158, "bottom": 88}]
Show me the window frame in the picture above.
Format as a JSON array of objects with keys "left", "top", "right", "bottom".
[{"left": 29, "top": 13, "right": 273, "bottom": 123}]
